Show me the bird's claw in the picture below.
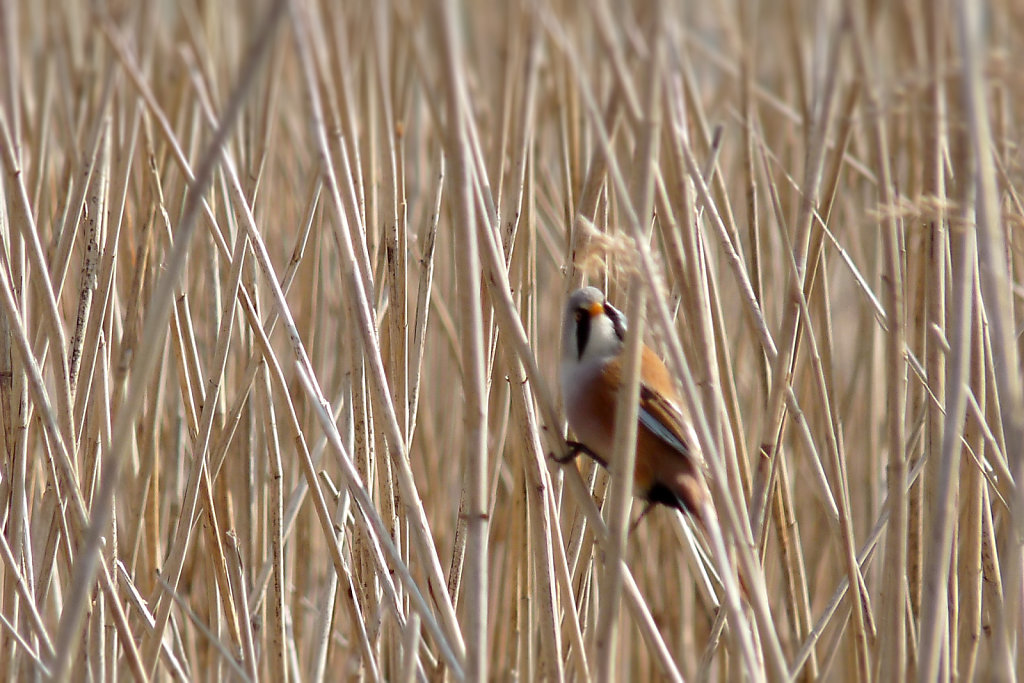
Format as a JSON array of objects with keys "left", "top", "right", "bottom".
[{"left": 551, "top": 440, "right": 606, "bottom": 467}]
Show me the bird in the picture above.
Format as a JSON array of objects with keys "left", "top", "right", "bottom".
[{"left": 556, "top": 286, "right": 711, "bottom": 529}]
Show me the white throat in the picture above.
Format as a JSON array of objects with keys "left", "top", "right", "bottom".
[
  {"left": 560, "top": 313, "right": 622, "bottom": 399},
  {"left": 578, "top": 314, "right": 622, "bottom": 365}
]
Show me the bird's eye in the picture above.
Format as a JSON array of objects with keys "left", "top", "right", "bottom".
[{"left": 574, "top": 309, "right": 584, "bottom": 322}]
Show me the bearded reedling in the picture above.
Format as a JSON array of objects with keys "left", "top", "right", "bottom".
[{"left": 555, "top": 286, "right": 713, "bottom": 531}]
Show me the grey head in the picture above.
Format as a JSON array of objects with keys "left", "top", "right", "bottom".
[{"left": 560, "top": 286, "right": 628, "bottom": 367}]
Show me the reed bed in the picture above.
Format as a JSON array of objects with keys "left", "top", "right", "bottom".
[{"left": 0, "top": 0, "right": 1022, "bottom": 680}]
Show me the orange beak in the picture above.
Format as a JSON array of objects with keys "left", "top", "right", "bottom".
[{"left": 587, "top": 301, "right": 604, "bottom": 317}]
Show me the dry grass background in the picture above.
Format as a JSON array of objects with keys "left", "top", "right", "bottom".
[{"left": 0, "top": 0, "right": 1022, "bottom": 680}]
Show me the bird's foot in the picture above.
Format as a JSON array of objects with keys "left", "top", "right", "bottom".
[
  {"left": 551, "top": 440, "right": 605, "bottom": 466},
  {"left": 551, "top": 440, "right": 586, "bottom": 464}
]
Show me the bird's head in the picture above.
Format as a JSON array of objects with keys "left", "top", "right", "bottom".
[{"left": 561, "top": 286, "right": 627, "bottom": 369}]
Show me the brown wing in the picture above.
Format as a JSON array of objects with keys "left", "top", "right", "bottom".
[
  {"left": 635, "top": 346, "right": 701, "bottom": 463},
  {"left": 634, "top": 347, "right": 709, "bottom": 519},
  {"left": 587, "top": 347, "right": 700, "bottom": 461}
]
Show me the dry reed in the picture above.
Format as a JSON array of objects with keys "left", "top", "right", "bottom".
[{"left": 0, "top": 0, "right": 1022, "bottom": 680}]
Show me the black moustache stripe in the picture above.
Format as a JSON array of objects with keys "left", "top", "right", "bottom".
[
  {"left": 576, "top": 312, "right": 591, "bottom": 359},
  {"left": 603, "top": 301, "right": 627, "bottom": 341}
]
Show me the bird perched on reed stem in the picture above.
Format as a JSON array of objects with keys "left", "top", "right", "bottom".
[{"left": 556, "top": 286, "right": 711, "bottom": 530}]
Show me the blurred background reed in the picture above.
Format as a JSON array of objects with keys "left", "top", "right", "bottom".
[{"left": 0, "top": 0, "right": 1022, "bottom": 680}]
